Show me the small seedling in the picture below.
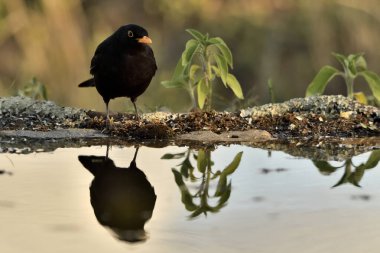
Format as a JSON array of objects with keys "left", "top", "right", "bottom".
[
  {"left": 161, "top": 29, "right": 244, "bottom": 110},
  {"left": 18, "top": 77, "right": 48, "bottom": 100},
  {"left": 267, "top": 79, "right": 276, "bottom": 103},
  {"left": 305, "top": 53, "right": 380, "bottom": 103}
]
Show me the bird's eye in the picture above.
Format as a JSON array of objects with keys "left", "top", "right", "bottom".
[{"left": 128, "top": 30, "right": 134, "bottom": 37}]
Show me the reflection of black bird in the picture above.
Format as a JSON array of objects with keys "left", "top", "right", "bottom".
[
  {"left": 78, "top": 147, "right": 156, "bottom": 243},
  {"left": 78, "top": 24, "right": 157, "bottom": 123}
]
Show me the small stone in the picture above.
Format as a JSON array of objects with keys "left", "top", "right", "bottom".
[{"left": 340, "top": 111, "right": 353, "bottom": 119}]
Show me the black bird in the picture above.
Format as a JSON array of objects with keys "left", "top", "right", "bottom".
[
  {"left": 78, "top": 24, "right": 157, "bottom": 124},
  {"left": 78, "top": 147, "right": 156, "bottom": 243}
]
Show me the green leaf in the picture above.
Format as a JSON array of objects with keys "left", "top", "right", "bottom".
[
  {"left": 189, "top": 207, "right": 207, "bottom": 218},
  {"left": 216, "top": 43, "right": 233, "bottom": 68},
  {"left": 333, "top": 52, "right": 358, "bottom": 78},
  {"left": 355, "top": 55, "right": 367, "bottom": 71},
  {"left": 305, "top": 65, "right": 340, "bottom": 97},
  {"left": 221, "top": 151, "right": 243, "bottom": 176},
  {"left": 186, "top": 29, "right": 205, "bottom": 42},
  {"left": 172, "top": 169, "right": 198, "bottom": 211},
  {"left": 348, "top": 53, "right": 364, "bottom": 63},
  {"left": 208, "top": 37, "right": 233, "bottom": 68},
  {"left": 211, "top": 170, "right": 222, "bottom": 179},
  {"left": 347, "top": 54, "right": 362, "bottom": 75},
  {"left": 216, "top": 182, "right": 232, "bottom": 207},
  {"left": 197, "top": 149, "right": 207, "bottom": 173},
  {"left": 189, "top": 64, "right": 201, "bottom": 81},
  {"left": 358, "top": 71, "right": 380, "bottom": 101},
  {"left": 215, "top": 151, "right": 243, "bottom": 196},
  {"left": 197, "top": 78, "right": 208, "bottom": 109},
  {"left": 226, "top": 73, "right": 244, "bottom": 99},
  {"left": 161, "top": 152, "right": 186, "bottom": 159},
  {"left": 214, "top": 54, "right": 228, "bottom": 85},
  {"left": 211, "top": 65, "right": 221, "bottom": 77},
  {"left": 180, "top": 158, "right": 194, "bottom": 178},
  {"left": 312, "top": 160, "right": 339, "bottom": 175},
  {"left": 161, "top": 80, "right": 186, "bottom": 88},
  {"left": 171, "top": 58, "right": 187, "bottom": 81},
  {"left": 361, "top": 150, "right": 380, "bottom": 170},
  {"left": 348, "top": 170, "right": 363, "bottom": 187},
  {"left": 332, "top": 165, "right": 354, "bottom": 188},
  {"left": 207, "top": 37, "right": 227, "bottom": 46},
  {"left": 214, "top": 175, "right": 227, "bottom": 197},
  {"left": 181, "top": 39, "right": 199, "bottom": 66},
  {"left": 332, "top": 52, "right": 349, "bottom": 69}
]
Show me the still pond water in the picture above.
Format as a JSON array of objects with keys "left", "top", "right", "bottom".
[{"left": 0, "top": 145, "right": 379, "bottom": 253}]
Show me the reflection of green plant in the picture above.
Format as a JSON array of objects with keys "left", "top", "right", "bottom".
[
  {"left": 18, "top": 77, "right": 48, "bottom": 100},
  {"left": 161, "top": 29, "right": 244, "bottom": 110},
  {"left": 306, "top": 53, "right": 380, "bottom": 102},
  {"left": 162, "top": 148, "right": 243, "bottom": 218},
  {"left": 313, "top": 150, "right": 380, "bottom": 187}
]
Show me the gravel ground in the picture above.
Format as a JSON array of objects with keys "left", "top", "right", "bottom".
[
  {"left": 0, "top": 95, "right": 378, "bottom": 140},
  {"left": 0, "top": 95, "right": 379, "bottom": 160},
  {"left": 243, "top": 95, "right": 379, "bottom": 138}
]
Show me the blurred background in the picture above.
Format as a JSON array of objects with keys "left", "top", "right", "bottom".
[{"left": 0, "top": 0, "right": 379, "bottom": 112}]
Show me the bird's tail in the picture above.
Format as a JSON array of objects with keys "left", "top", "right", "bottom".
[{"left": 78, "top": 78, "right": 95, "bottom": 87}]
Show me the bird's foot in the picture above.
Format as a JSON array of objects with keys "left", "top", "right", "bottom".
[
  {"left": 101, "top": 117, "right": 114, "bottom": 133},
  {"left": 101, "top": 127, "right": 110, "bottom": 134}
]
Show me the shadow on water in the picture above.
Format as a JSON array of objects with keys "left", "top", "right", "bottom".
[
  {"left": 78, "top": 146, "right": 156, "bottom": 243},
  {"left": 162, "top": 148, "right": 243, "bottom": 218}
]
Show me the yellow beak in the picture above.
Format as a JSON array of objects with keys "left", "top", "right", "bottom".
[{"left": 138, "top": 36, "right": 152, "bottom": 44}]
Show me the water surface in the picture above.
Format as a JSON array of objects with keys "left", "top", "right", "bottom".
[{"left": 0, "top": 145, "right": 379, "bottom": 253}]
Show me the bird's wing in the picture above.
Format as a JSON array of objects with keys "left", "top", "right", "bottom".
[
  {"left": 90, "top": 48, "right": 101, "bottom": 75},
  {"left": 89, "top": 38, "right": 111, "bottom": 75},
  {"left": 147, "top": 46, "right": 158, "bottom": 72}
]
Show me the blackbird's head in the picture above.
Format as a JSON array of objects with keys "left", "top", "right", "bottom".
[{"left": 117, "top": 24, "right": 152, "bottom": 47}]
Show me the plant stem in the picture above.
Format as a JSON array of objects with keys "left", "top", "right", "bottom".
[
  {"left": 188, "top": 81, "right": 196, "bottom": 109},
  {"left": 345, "top": 76, "right": 354, "bottom": 98},
  {"left": 200, "top": 50, "right": 211, "bottom": 110},
  {"left": 207, "top": 61, "right": 212, "bottom": 111},
  {"left": 267, "top": 79, "right": 276, "bottom": 103},
  {"left": 204, "top": 150, "right": 211, "bottom": 197}
]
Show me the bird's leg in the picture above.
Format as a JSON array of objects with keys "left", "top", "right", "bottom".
[
  {"left": 131, "top": 98, "right": 139, "bottom": 120},
  {"left": 106, "top": 142, "right": 110, "bottom": 159},
  {"left": 105, "top": 102, "right": 110, "bottom": 128},
  {"left": 130, "top": 145, "right": 140, "bottom": 168},
  {"left": 101, "top": 100, "right": 111, "bottom": 133}
]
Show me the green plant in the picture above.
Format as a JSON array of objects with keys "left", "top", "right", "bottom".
[
  {"left": 306, "top": 53, "right": 380, "bottom": 102},
  {"left": 18, "top": 77, "right": 48, "bottom": 100},
  {"left": 313, "top": 150, "right": 380, "bottom": 188},
  {"left": 161, "top": 148, "right": 243, "bottom": 218},
  {"left": 267, "top": 79, "right": 276, "bottom": 103},
  {"left": 161, "top": 29, "right": 244, "bottom": 110}
]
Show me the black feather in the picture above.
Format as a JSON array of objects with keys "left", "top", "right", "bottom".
[{"left": 78, "top": 78, "right": 95, "bottom": 87}]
